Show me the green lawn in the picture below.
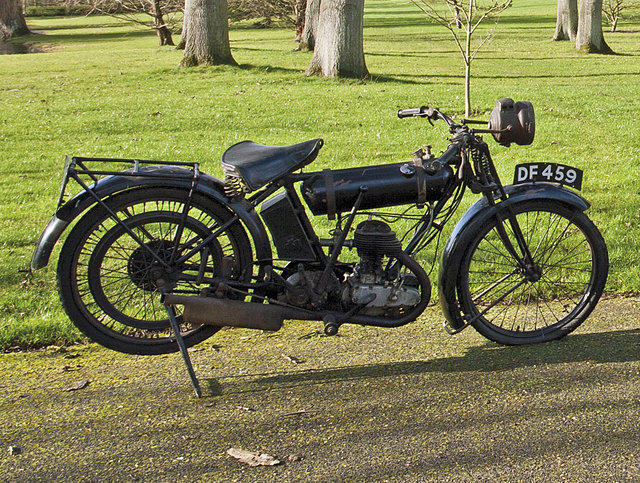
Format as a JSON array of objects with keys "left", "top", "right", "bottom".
[{"left": 1, "top": 0, "right": 639, "bottom": 349}]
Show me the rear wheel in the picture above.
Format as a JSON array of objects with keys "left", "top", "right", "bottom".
[
  {"left": 57, "top": 188, "right": 253, "bottom": 355},
  {"left": 457, "top": 200, "right": 608, "bottom": 345}
]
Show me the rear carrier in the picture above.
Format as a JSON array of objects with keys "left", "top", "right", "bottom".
[{"left": 301, "top": 162, "right": 455, "bottom": 217}]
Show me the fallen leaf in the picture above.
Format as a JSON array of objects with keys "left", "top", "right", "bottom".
[
  {"left": 280, "top": 409, "right": 317, "bottom": 417},
  {"left": 281, "top": 353, "right": 301, "bottom": 364},
  {"left": 226, "top": 448, "right": 281, "bottom": 467},
  {"left": 235, "top": 406, "right": 255, "bottom": 412},
  {"left": 65, "top": 380, "right": 90, "bottom": 392},
  {"left": 8, "top": 446, "right": 21, "bottom": 456}
]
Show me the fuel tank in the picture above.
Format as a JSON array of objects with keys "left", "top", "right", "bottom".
[{"left": 301, "top": 162, "right": 455, "bottom": 216}]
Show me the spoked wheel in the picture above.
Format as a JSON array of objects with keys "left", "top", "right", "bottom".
[
  {"left": 57, "top": 188, "right": 253, "bottom": 355},
  {"left": 458, "top": 200, "right": 608, "bottom": 345}
]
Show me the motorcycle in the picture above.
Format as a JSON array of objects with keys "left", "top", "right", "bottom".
[{"left": 31, "top": 98, "right": 609, "bottom": 395}]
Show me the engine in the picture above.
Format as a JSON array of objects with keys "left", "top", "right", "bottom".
[{"left": 343, "top": 220, "right": 422, "bottom": 316}]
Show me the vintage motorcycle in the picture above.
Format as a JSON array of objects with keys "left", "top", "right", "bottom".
[{"left": 32, "top": 98, "right": 609, "bottom": 383}]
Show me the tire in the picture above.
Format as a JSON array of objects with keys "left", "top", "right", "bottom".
[
  {"left": 57, "top": 187, "right": 253, "bottom": 355},
  {"left": 457, "top": 200, "right": 608, "bottom": 345}
]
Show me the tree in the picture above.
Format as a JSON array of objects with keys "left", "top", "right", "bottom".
[
  {"left": 180, "top": 0, "right": 236, "bottom": 66},
  {"left": 414, "top": 0, "right": 512, "bottom": 117},
  {"left": 602, "top": 0, "right": 639, "bottom": 32},
  {"left": 576, "top": 0, "right": 613, "bottom": 53},
  {"left": 151, "top": 0, "right": 175, "bottom": 45},
  {"left": 305, "top": 0, "right": 368, "bottom": 78},
  {"left": 552, "top": 0, "right": 577, "bottom": 40},
  {"left": 0, "top": 0, "right": 30, "bottom": 40},
  {"left": 293, "top": 0, "right": 306, "bottom": 41},
  {"left": 177, "top": 0, "right": 190, "bottom": 49},
  {"left": 86, "top": 0, "right": 180, "bottom": 46},
  {"left": 227, "top": 0, "right": 295, "bottom": 27},
  {"left": 299, "top": 0, "right": 320, "bottom": 50}
]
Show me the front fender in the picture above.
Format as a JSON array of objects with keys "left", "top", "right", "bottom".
[
  {"left": 439, "top": 183, "right": 591, "bottom": 332},
  {"left": 31, "top": 166, "right": 272, "bottom": 270}
]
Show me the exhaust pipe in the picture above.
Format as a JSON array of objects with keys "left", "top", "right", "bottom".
[{"left": 163, "top": 294, "right": 313, "bottom": 332}]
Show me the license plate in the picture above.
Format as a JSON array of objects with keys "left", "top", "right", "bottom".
[{"left": 513, "top": 163, "right": 583, "bottom": 190}]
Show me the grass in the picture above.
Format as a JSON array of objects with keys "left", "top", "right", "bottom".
[{"left": 1, "top": 0, "right": 640, "bottom": 348}]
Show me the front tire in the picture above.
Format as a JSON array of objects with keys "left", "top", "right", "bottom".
[
  {"left": 457, "top": 200, "right": 608, "bottom": 345},
  {"left": 57, "top": 188, "right": 253, "bottom": 355}
]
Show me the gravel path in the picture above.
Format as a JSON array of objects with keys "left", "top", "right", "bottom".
[{"left": 2, "top": 298, "right": 640, "bottom": 481}]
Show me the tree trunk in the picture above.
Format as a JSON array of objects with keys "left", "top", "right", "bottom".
[
  {"left": 464, "top": 23, "right": 471, "bottom": 117},
  {"left": 552, "top": 0, "right": 577, "bottom": 41},
  {"left": 180, "top": 0, "right": 236, "bottom": 66},
  {"left": 294, "top": 0, "right": 306, "bottom": 42},
  {"left": 305, "top": 0, "right": 368, "bottom": 78},
  {"left": 152, "top": 0, "right": 174, "bottom": 46},
  {"left": 0, "top": 0, "right": 30, "bottom": 40},
  {"left": 177, "top": 0, "right": 189, "bottom": 50},
  {"left": 299, "top": 0, "right": 320, "bottom": 51},
  {"left": 576, "top": 0, "right": 613, "bottom": 53}
]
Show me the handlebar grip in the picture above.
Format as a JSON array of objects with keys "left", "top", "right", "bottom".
[{"left": 397, "top": 106, "right": 428, "bottom": 119}]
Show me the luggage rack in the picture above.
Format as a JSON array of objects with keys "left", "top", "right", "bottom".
[{"left": 56, "top": 155, "right": 200, "bottom": 210}]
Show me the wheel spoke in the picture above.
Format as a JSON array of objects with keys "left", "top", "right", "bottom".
[{"left": 461, "top": 202, "right": 606, "bottom": 343}]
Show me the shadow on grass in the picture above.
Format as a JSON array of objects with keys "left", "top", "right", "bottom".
[
  {"left": 204, "top": 328, "right": 640, "bottom": 396},
  {"left": 30, "top": 28, "right": 154, "bottom": 45}
]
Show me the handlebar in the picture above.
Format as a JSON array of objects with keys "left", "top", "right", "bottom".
[
  {"left": 397, "top": 107, "right": 429, "bottom": 118},
  {"left": 398, "top": 105, "right": 459, "bottom": 130}
]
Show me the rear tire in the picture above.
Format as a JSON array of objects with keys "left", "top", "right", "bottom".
[
  {"left": 57, "top": 188, "right": 253, "bottom": 355},
  {"left": 457, "top": 200, "right": 608, "bottom": 345}
]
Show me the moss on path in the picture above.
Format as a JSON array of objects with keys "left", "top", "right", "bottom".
[{"left": 2, "top": 299, "right": 640, "bottom": 481}]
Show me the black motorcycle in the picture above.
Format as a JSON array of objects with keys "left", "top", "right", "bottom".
[{"left": 32, "top": 98, "right": 609, "bottom": 379}]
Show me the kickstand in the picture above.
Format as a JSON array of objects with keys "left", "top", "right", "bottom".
[{"left": 165, "top": 304, "right": 202, "bottom": 398}]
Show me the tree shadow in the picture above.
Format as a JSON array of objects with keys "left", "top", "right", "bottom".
[
  {"left": 203, "top": 329, "right": 640, "bottom": 396},
  {"left": 29, "top": 29, "right": 153, "bottom": 44}
]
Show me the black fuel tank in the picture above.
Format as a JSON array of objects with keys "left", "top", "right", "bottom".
[{"left": 301, "top": 163, "right": 455, "bottom": 216}]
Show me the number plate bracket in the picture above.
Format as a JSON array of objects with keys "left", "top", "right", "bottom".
[{"left": 513, "top": 163, "right": 583, "bottom": 190}]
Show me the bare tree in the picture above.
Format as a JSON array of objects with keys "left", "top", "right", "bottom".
[
  {"left": 576, "top": 0, "right": 613, "bottom": 53},
  {"left": 603, "top": 0, "right": 639, "bottom": 32},
  {"left": 552, "top": 0, "right": 577, "bottom": 40},
  {"left": 86, "top": 0, "right": 180, "bottom": 45},
  {"left": 414, "top": 0, "right": 512, "bottom": 117},
  {"left": 227, "top": 0, "right": 295, "bottom": 27},
  {"left": 305, "top": 0, "right": 368, "bottom": 77},
  {"left": 180, "top": 0, "right": 236, "bottom": 66},
  {"left": 299, "top": 0, "right": 320, "bottom": 50},
  {"left": 0, "top": 0, "right": 30, "bottom": 40}
]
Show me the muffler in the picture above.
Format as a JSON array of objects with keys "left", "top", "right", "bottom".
[{"left": 163, "top": 294, "right": 313, "bottom": 332}]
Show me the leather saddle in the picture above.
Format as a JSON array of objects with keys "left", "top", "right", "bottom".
[{"left": 221, "top": 138, "right": 324, "bottom": 192}]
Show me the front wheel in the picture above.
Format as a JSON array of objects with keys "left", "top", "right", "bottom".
[{"left": 457, "top": 200, "right": 608, "bottom": 345}]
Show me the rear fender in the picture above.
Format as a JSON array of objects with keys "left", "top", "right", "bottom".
[
  {"left": 439, "top": 183, "right": 590, "bottom": 332},
  {"left": 31, "top": 166, "right": 272, "bottom": 270}
]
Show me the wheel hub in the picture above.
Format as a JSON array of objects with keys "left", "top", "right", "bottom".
[
  {"left": 127, "top": 240, "right": 175, "bottom": 290},
  {"left": 523, "top": 264, "right": 542, "bottom": 282}
]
